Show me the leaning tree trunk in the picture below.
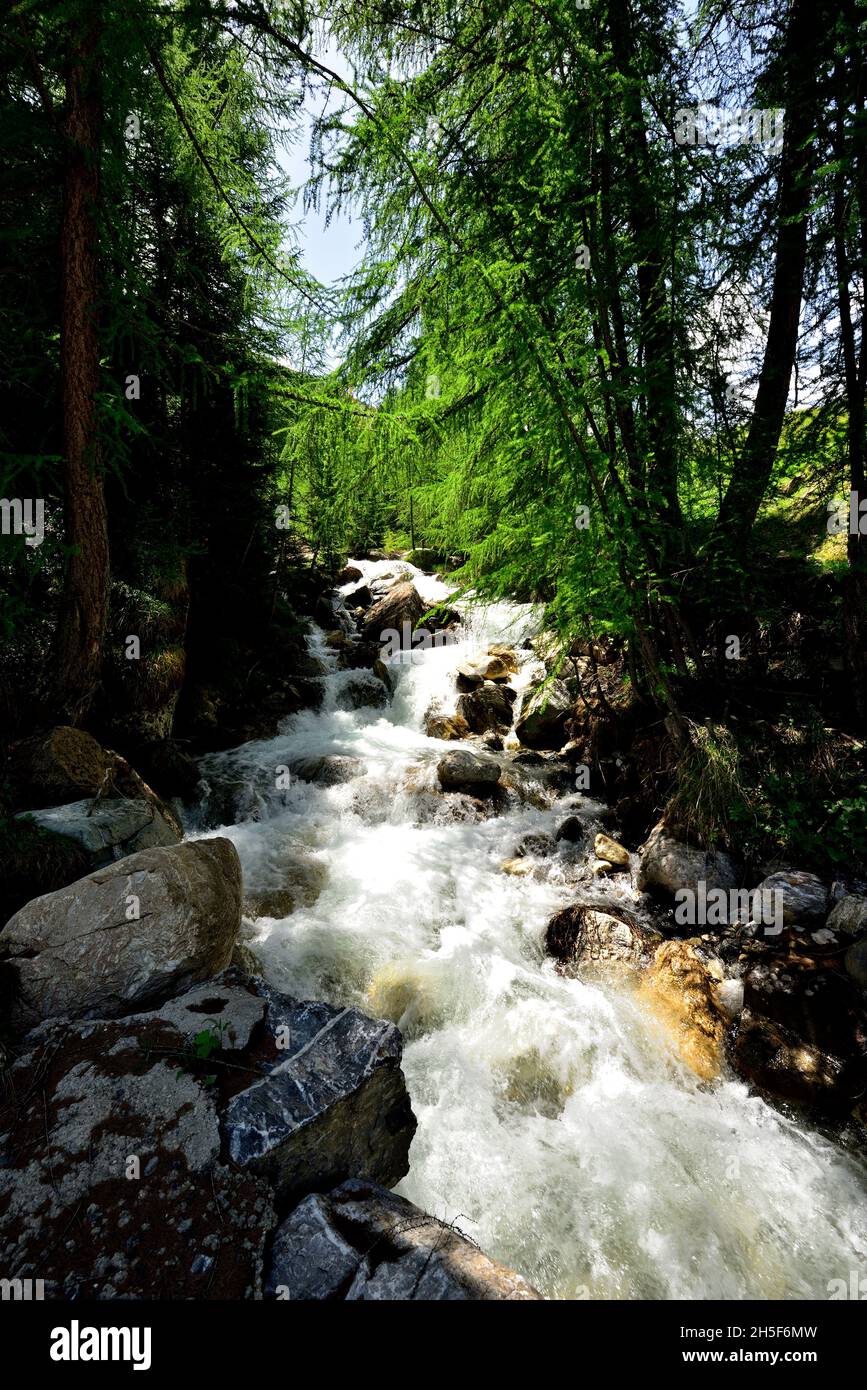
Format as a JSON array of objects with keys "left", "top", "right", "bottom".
[{"left": 54, "top": 0, "right": 108, "bottom": 725}]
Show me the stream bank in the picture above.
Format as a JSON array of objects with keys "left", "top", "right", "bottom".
[{"left": 2, "top": 555, "right": 867, "bottom": 1299}]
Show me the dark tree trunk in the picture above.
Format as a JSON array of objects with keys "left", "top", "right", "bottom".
[
  {"left": 834, "top": 0, "right": 867, "bottom": 725},
  {"left": 54, "top": 1, "right": 108, "bottom": 724},
  {"left": 607, "top": 0, "right": 683, "bottom": 575},
  {"left": 708, "top": 0, "right": 820, "bottom": 560}
]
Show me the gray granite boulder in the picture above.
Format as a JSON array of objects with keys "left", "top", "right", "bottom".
[
  {"left": 225, "top": 990, "right": 416, "bottom": 1203},
  {"left": 437, "top": 748, "right": 501, "bottom": 794},
  {"left": 16, "top": 795, "right": 180, "bottom": 868},
  {"left": 266, "top": 1179, "right": 542, "bottom": 1300},
  {"left": 637, "top": 821, "right": 738, "bottom": 900},
  {"left": 0, "top": 837, "right": 241, "bottom": 1030},
  {"left": 0, "top": 1012, "right": 274, "bottom": 1299}
]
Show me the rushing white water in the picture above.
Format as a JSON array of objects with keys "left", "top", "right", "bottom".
[{"left": 187, "top": 559, "right": 867, "bottom": 1300}]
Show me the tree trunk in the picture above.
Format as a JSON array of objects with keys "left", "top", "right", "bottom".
[
  {"left": 707, "top": 0, "right": 819, "bottom": 562},
  {"left": 607, "top": 0, "right": 683, "bottom": 575},
  {"left": 54, "top": 0, "right": 108, "bottom": 724},
  {"left": 837, "top": 4, "right": 867, "bottom": 725}
]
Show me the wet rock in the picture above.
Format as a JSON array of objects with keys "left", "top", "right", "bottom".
[
  {"left": 515, "top": 831, "right": 556, "bottom": 858},
  {"left": 456, "top": 682, "right": 516, "bottom": 734},
  {"left": 546, "top": 904, "right": 660, "bottom": 979},
  {"left": 244, "top": 839, "right": 327, "bottom": 928},
  {"left": 514, "top": 679, "right": 572, "bottom": 750},
  {"left": 732, "top": 1009, "right": 861, "bottom": 1112},
  {"left": 741, "top": 956, "right": 867, "bottom": 1060},
  {"left": 0, "top": 838, "right": 241, "bottom": 1031},
  {"left": 424, "top": 710, "right": 471, "bottom": 740},
  {"left": 338, "top": 565, "right": 363, "bottom": 584},
  {"left": 288, "top": 755, "right": 364, "bottom": 786},
  {"left": 0, "top": 1013, "right": 275, "bottom": 1299},
  {"left": 455, "top": 653, "right": 516, "bottom": 689},
  {"left": 265, "top": 1179, "right": 541, "bottom": 1300},
  {"left": 845, "top": 937, "right": 867, "bottom": 993},
  {"left": 637, "top": 821, "right": 738, "bottom": 900},
  {"left": 225, "top": 999, "right": 416, "bottom": 1204},
  {"left": 16, "top": 794, "right": 181, "bottom": 870},
  {"left": 501, "top": 858, "right": 536, "bottom": 877},
  {"left": 636, "top": 939, "right": 728, "bottom": 1082},
  {"left": 196, "top": 773, "right": 266, "bottom": 828},
  {"left": 372, "top": 658, "right": 393, "bottom": 693},
  {"left": 591, "top": 859, "right": 617, "bottom": 877},
  {"left": 338, "top": 672, "right": 389, "bottom": 711},
  {"left": 486, "top": 645, "right": 519, "bottom": 672},
  {"left": 437, "top": 748, "right": 501, "bottom": 795},
  {"left": 753, "top": 871, "right": 828, "bottom": 927},
  {"left": 339, "top": 640, "right": 381, "bottom": 670},
  {"left": 828, "top": 896, "right": 867, "bottom": 940},
  {"left": 594, "top": 832, "right": 630, "bottom": 868},
  {"left": 362, "top": 582, "right": 425, "bottom": 647},
  {"left": 555, "top": 815, "right": 585, "bottom": 844}
]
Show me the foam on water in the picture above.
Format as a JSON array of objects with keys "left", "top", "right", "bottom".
[{"left": 186, "top": 558, "right": 867, "bottom": 1299}]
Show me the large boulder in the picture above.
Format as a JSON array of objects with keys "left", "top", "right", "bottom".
[
  {"left": 456, "top": 682, "right": 515, "bottom": 734},
  {"left": 337, "top": 671, "right": 389, "bottom": 711},
  {"left": 742, "top": 955, "right": 867, "bottom": 1061},
  {"left": 8, "top": 725, "right": 117, "bottom": 808},
  {"left": 265, "top": 1179, "right": 541, "bottom": 1300},
  {"left": 16, "top": 794, "right": 180, "bottom": 870},
  {"left": 362, "top": 582, "right": 425, "bottom": 647},
  {"left": 437, "top": 748, "right": 501, "bottom": 795},
  {"left": 0, "top": 1008, "right": 275, "bottom": 1299},
  {"left": 637, "top": 821, "right": 738, "bottom": 902},
  {"left": 546, "top": 904, "right": 661, "bottom": 980},
  {"left": 288, "top": 754, "right": 364, "bottom": 787},
  {"left": 225, "top": 989, "right": 416, "bottom": 1204},
  {"left": 0, "top": 838, "right": 241, "bottom": 1030},
  {"left": 515, "top": 679, "right": 573, "bottom": 750},
  {"left": 753, "top": 870, "right": 829, "bottom": 927},
  {"left": 732, "top": 1009, "right": 862, "bottom": 1112},
  {"left": 828, "top": 895, "right": 867, "bottom": 940},
  {"left": 636, "top": 939, "right": 728, "bottom": 1082},
  {"left": 8, "top": 726, "right": 182, "bottom": 842},
  {"left": 455, "top": 653, "right": 516, "bottom": 689}
]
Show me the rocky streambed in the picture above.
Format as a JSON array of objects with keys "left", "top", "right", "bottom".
[{"left": 2, "top": 555, "right": 867, "bottom": 1300}]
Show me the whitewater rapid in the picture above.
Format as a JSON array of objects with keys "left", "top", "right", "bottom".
[{"left": 187, "top": 558, "right": 867, "bottom": 1300}]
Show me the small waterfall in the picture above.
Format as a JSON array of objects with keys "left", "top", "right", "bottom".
[{"left": 183, "top": 558, "right": 867, "bottom": 1300}]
